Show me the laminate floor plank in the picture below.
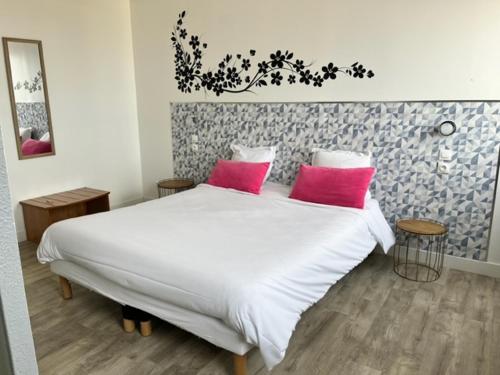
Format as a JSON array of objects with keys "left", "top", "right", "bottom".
[
  {"left": 486, "top": 319, "right": 500, "bottom": 375},
  {"left": 353, "top": 288, "right": 418, "bottom": 372},
  {"left": 451, "top": 319, "right": 487, "bottom": 375},
  {"left": 416, "top": 310, "right": 464, "bottom": 375},
  {"left": 463, "top": 274, "right": 495, "bottom": 323},
  {"left": 19, "top": 241, "right": 499, "bottom": 375}
]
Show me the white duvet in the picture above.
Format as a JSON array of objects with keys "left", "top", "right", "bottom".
[{"left": 38, "top": 183, "right": 395, "bottom": 368}]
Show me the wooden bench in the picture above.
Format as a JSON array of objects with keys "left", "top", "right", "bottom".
[{"left": 20, "top": 187, "right": 110, "bottom": 242}]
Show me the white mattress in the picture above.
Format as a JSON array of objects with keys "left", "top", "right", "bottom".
[{"left": 38, "top": 182, "right": 395, "bottom": 368}]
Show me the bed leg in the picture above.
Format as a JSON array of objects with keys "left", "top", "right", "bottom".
[
  {"left": 122, "top": 305, "right": 137, "bottom": 333},
  {"left": 59, "top": 276, "right": 72, "bottom": 299},
  {"left": 137, "top": 309, "right": 153, "bottom": 337},
  {"left": 123, "top": 318, "right": 136, "bottom": 333},
  {"left": 233, "top": 354, "right": 247, "bottom": 375},
  {"left": 139, "top": 320, "right": 152, "bottom": 337}
]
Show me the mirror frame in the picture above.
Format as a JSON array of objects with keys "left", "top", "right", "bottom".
[{"left": 2, "top": 37, "right": 55, "bottom": 160}]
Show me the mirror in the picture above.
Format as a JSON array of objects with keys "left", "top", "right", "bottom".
[{"left": 2, "top": 38, "right": 55, "bottom": 159}]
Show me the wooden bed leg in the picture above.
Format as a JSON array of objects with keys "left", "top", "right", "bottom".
[
  {"left": 123, "top": 318, "right": 136, "bottom": 333},
  {"left": 59, "top": 276, "right": 72, "bottom": 300},
  {"left": 122, "top": 305, "right": 137, "bottom": 333},
  {"left": 233, "top": 354, "right": 247, "bottom": 375},
  {"left": 137, "top": 309, "right": 152, "bottom": 337},
  {"left": 139, "top": 320, "right": 152, "bottom": 337}
]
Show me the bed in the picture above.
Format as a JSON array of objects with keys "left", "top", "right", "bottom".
[{"left": 37, "top": 182, "right": 395, "bottom": 374}]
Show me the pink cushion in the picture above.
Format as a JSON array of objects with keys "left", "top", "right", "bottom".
[
  {"left": 289, "top": 164, "right": 375, "bottom": 209},
  {"left": 21, "top": 139, "right": 52, "bottom": 156},
  {"left": 208, "top": 160, "right": 270, "bottom": 194}
]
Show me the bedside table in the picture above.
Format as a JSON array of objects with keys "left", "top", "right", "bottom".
[
  {"left": 157, "top": 178, "right": 194, "bottom": 198},
  {"left": 393, "top": 219, "right": 448, "bottom": 282}
]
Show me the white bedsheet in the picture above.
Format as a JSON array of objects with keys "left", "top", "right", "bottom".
[{"left": 38, "top": 183, "right": 395, "bottom": 368}]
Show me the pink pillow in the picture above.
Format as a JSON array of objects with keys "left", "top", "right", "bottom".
[
  {"left": 289, "top": 164, "right": 375, "bottom": 209},
  {"left": 208, "top": 160, "right": 270, "bottom": 194},
  {"left": 21, "top": 139, "right": 52, "bottom": 156}
]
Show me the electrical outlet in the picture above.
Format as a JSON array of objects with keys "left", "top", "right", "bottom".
[
  {"left": 191, "top": 134, "right": 199, "bottom": 143},
  {"left": 437, "top": 161, "right": 450, "bottom": 174},
  {"left": 191, "top": 144, "right": 198, "bottom": 152},
  {"left": 439, "top": 148, "right": 452, "bottom": 161}
]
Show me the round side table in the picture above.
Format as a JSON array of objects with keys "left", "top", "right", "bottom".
[
  {"left": 157, "top": 178, "right": 194, "bottom": 198},
  {"left": 393, "top": 219, "right": 448, "bottom": 282}
]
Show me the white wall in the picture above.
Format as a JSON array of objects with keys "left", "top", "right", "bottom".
[
  {"left": 0, "top": 0, "right": 144, "bottom": 239},
  {"left": 0, "top": 309, "right": 14, "bottom": 375},
  {"left": 130, "top": 0, "right": 500, "bottom": 199},
  {"left": 0, "top": 128, "right": 38, "bottom": 374}
]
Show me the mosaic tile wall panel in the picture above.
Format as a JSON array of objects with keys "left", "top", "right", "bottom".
[
  {"left": 16, "top": 102, "right": 49, "bottom": 140},
  {"left": 171, "top": 102, "right": 500, "bottom": 260}
]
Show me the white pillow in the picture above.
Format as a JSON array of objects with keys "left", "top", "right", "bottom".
[
  {"left": 260, "top": 181, "right": 291, "bottom": 199},
  {"left": 312, "top": 148, "right": 373, "bottom": 200},
  {"left": 231, "top": 144, "right": 277, "bottom": 180},
  {"left": 40, "top": 132, "right": 51, "bottom": 142},
  {"left": 312, "top": 148, "right": 371, "bottom": 168},
  {"left": 19, "top": 127, "right": 32, "bottom": 143}
]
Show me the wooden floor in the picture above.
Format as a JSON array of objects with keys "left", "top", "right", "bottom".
[{"left": 20, "top": 241, "right": 500, "bottom": 375}]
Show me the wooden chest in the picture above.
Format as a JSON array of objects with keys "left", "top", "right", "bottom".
[{"left": 20, "top": 187, "right": 110, "bottom": 242}]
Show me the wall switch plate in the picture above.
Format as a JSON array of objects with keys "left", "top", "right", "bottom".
[
  {"left": 191, "top": 144, "right": 198, "bottom": 152},
  {"left": 439, "top": 148, "right": 452, "bottom": 161},
  {"left": 437, "top": 161, "right": 450, "bottom": 174},
  {"left": 191, "top": 135, "right": 199, "bottom": 143}
]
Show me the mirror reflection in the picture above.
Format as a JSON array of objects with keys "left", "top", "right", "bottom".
[{"left": 2, "top": 38, "right": 55, "bottom": 159}]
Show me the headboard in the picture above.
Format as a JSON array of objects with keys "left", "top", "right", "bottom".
[{"left": 171, "top": 101, "right": 500, "bottom": 261}]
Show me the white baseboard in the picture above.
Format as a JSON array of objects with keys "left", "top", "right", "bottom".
[
  {"left": 382, "top": 246, "right": 500, "bottom": 278},
  {"left": 441, "top": 254, "right": 500, "bottom": 278},
  {"left": 16, "top": 230, "right": 26, "bottom": 243},
  {"left": 110, "top": 197, "right": 145, "bottom": 209}
]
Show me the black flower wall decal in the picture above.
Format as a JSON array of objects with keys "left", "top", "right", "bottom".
[
  {"left": 14, "top": 70, "right": 43, "bottom": 93},
  {"left": 171, "top": 11, "right": 375, "bottom": 96}
]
